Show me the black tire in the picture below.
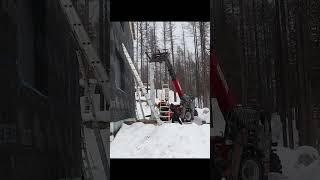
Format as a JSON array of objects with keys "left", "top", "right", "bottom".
[
  {"left": 270, "top": 151, "right": 282, "bottom": 173},
  {"left": 191, "top": 110, "right": 194, "bottom": 120},
  {"left": 239, "top": 157, "right": 264, "bottom": 180},
  {"left": 185, "top": 111, "right": 192, "bottom": 122}
]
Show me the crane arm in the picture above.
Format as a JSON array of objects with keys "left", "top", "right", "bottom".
[
  {"left": 146, "top": 51, "right": 185, "bottom": 98},
  {"left": 211, "top": 49, "right": 237, "bottom": 113}
]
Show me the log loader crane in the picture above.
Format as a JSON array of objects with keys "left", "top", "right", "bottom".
[
  {"left": 211, "top": 50, "right": 282, "bottom": 180},
  {"left": 146, "top": 50, "right": 197, "bottom": 122}
]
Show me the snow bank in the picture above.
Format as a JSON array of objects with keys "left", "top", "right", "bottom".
[
  {"left": 295, "top": 146, "right": 319, "bottom": 166},
  {"left": 117, "top": 88, "right": 209, "bottom": 158},
  {"left": 292, "top": 160, "right": 320, "bottom": 180},
  {"left": 211, "top": 98, "right": 225, "bottom": 136},
  {"left": 196, "top": 107, "right": 210, "bottom": 123},
  {"left": 110, "top": 122, "right": 210, "bottom": 158},
  {"left": 276, "top": 146, "right": 320, "bottom": 180}
]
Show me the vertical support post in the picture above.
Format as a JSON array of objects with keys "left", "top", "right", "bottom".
[
  {"left": 137, "top": 83, "right": 146, "bottom": 120},
  {"left": 150, "top": 62, "right": 156, "bottom": 120}
]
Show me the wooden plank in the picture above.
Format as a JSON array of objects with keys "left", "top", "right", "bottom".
[{"left": 123, "top": 120, "right": 158, "bottom": 125}]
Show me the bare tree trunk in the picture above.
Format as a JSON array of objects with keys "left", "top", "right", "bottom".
[
  {"left": 145, "top": 22, "right": 149, "bottom": 91},
  {"left": 182, "top": 24, "right": 187, "bottom": 94},
  {"left": 201, "top": 22, "right": 205, "bottom": 107},
  {"left": 193, "top": 22, "right": 200, "bottom": 107},
  {"left": 163, "top": 22, "right": 168, "bottom": 85},
  {"left": 140, "top": 22, "right": 143, "bottom": 79},
  {"left": 182, "top": 26, "right": 187, "bottom": 86},
  {"left": 169, "top": 22, "right": 177, "bottom": 102},
  {"left": 153, "top": 22, "right": 158, "bottom": 97},
  {"left": 239, "top": 0, "right": 248, "bottom": 106},
  {"left": 136, "top": 22, "right": 139, "bottom": 68},
  {"left": 188, "top": 51, "right": 192, "bottom": 94},
  {"left": 275, "top": 0, "right": 289, "bottom": 147},
  {"left": 199, "top": 22, "right": 208, "bottom": 107}
]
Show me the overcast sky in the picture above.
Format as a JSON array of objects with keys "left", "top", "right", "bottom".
[
  {"left": 156, "top": 22, "right": 195, "bottom": 54},
  {"left": 132, "top": 22, "right": 210, "bottom": 61}
]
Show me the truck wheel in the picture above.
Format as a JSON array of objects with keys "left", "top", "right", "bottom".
[
  {"left": 270, "top": 151, "right": 282, "bottom": 173},
  {"left": 239, "top": 158, "right": 264, "bottom": 180},
  {"left": 185, "top": 111, "right": 192, "bottom": 121}
]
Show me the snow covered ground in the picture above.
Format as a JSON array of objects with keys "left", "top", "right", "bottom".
[
  {"left": 270, "top": 113, "right": 320, "bottom": 180},
  {"left": 267, "top": 112, "right": 320, "bottom": 179},
  {"left": 270, "top": 146, "right": 320, "bottom": 180},
  {"left": 110, "top": 122, "right": 209, "bottom": 158},
  {"left": 110, "top": 89, "right": 210, "bottom": 158}
]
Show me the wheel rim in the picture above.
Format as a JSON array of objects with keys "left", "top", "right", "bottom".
[
  {"left": 241, "top": 159, "right": 260, "bottom": 180},
  {"left": 185, "top": 112, "right": 192, "bottom": 121}
]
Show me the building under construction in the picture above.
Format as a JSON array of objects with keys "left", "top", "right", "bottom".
[
  {"left": 0, "top": 0, "right": 134, "bottom": 179},
  {"left": 109, "top": 22, "right": 135, "bottom": 134}
]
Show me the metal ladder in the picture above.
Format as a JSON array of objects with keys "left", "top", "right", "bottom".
[
  {"left": 121, "top": 44, "right": 161, "bottom": 123},
  {"left": 162, "top": 83, "right": 170, "bottom": 101},
  {"left": 159, "top": 101, "right": 170, "bottom": 121}
]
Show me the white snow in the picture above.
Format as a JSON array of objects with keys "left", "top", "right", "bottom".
[
  {"left": 196, "top": 107, "right": 210, "bottom": 124},
  {"left": 111, "top": 88, "right": 210, "bottom": 158},
  {"left": 271, "top": 113, "right": 320, "bottom": 180},
  {"left": 211, "top": 98, "right": 225, "bottom": 136},
  {"left": 110, "top": 122, "right": 210, "bottom": 158},
  {"left": 274, "top": 146, "right": 320, "bottom": 180},
  {"left": 270, "top": 112, "right": 320, "bottom": 180},
  {"left": 265, "top": 112, "right": 320, "bottom": 180}
]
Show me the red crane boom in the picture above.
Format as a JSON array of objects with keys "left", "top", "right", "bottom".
[{"left": 211, "top": 49, "right": 237, "bottom": 113}]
